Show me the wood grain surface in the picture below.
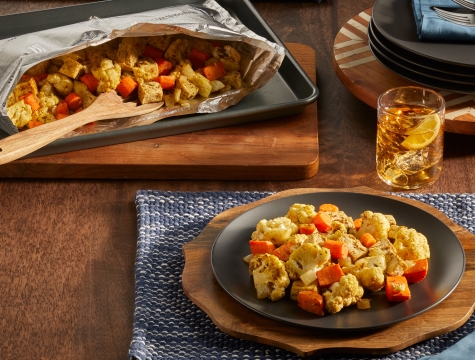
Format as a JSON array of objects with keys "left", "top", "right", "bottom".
[
  {"left": 182, "top": 187, "right": 475, "bottom": 357},
  {"left": 1, "top": 1, "right": 474, "bottom": 360},
  {"left": 0, "top": 43, "right": 318, "bottom": 180},
  {"left": 333, "top": 8, "right": 475, "bottom": 135}
]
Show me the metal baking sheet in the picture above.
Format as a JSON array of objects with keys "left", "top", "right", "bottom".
[{"left": 0, "top": 0, "right": 319, "bottom": 159}]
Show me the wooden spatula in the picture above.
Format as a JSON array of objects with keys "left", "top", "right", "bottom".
[{"left": 0, "top": 91, "right": 163, "bottom": 165}]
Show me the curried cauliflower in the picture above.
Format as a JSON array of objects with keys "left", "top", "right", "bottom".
[
  {"left": 286, "top": 203, "right": 317, "bottom": 225},
  {"left": 389, "top": 225, "right": 430, "bottom": 261},
  {"left": 251, "top": 217, "right": 299, "bottom": 246},
  {"left": 212, "top": 44, "right": 241, "bottom": 71},
  {"left": 91, "top": 58, "right": 121, "bottom": 94},
  {"left": 356, "top": 211, "right": 391, "bottom": 241},
  {"left": 46, "top": 72, "right": 73, "bottom": 97},
  {"left": 285, "top": 243, "right": 331, "bottom": 285},
  {"left": 343, "top": 255, "right": 386, "bottom": 292},
  {"left": 323, "top": 274, "right": 364, "bottom": 314},
  {"left": 369, "top": 238, "right": 408, "bottom": 276},
  {"left": 249, "top": 253, "right": 290, "bottom": 301}
]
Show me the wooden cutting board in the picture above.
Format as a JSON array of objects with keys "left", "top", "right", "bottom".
[
  {"left": 333, "top": 8, "right": 475, "bottom": 135},
  {"left": 181, "top": 187, "right": 475, "bottom": 357},
  {"left": 0, "top": 43, "right": 318, "bottom": 180}
]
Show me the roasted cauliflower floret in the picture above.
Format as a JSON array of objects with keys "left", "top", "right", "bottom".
[
  {"left": 32, "top": 106, "right": 56, "bottom": 124},
  {"left": 369, "top": 238, "right": 408, "bottom": 276},
  {"left": 137, "top": 79, "right": 163, "bottom": 105},
  {"left": 249, "top": 253, "right": 290, "bottom": 301},
  {"left": 6, "top": 100, "right": 32, "bottom": 128},
  {"left": 286, "top": 203, "right": 317, "bottom": 226},
  {"left": 389, "top": 225, "right": 430, "bottom": 261},
  {"left": 116, "top": 37, "right": 147, "bottom": 71},
  {"left": 91, "top": 58, "right": 121, "bottom": 94},
  {"left": 285, "top": 243, "right": 331, "bottom": 285},
  {"left": 58, "top": 57, "right": 84, "bottom": 80},
  {"left": 73, "top": 81, "right": 97, "bottom": 109},
  {"left": 251, "top": 217, "right": 299, "bottom": 246},
  {"left": 290, "top": 279, "right": 319, "bottom": 301},
  {"left": 344, "top": 255, "right": 386, "bottom": 292},
  {"left": 356, "top": 211, "right": 391, "bottom": 241},
  {"left": 323, "top": 274, "right": 364, "bottom": 314},
  {"left": 46, "top": 72, "right": 73, "bottom": 97}
]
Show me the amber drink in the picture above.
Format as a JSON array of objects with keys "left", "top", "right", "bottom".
[{"left": 376, "top": 87, "right": 445, "bottom": 189}]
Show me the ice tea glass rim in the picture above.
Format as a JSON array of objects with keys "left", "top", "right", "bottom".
[{"left": 377, "top": 86, "right": 446, "bottom": 117}]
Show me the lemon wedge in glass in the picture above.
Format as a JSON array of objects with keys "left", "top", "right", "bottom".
[{"left": 401, "top": 113, "right": 441, "bottom": 150}]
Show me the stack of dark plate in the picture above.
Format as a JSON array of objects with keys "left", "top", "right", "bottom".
[{"left": 369, "top": 0, "right": 475, "bottom": 93}]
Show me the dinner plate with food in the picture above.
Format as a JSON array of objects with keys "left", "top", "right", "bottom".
[{"left": 211, "top": 190, "right": 465, "bottom": 330}]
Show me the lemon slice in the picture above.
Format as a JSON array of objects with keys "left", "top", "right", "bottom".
[{"left": 401, "top": 114, "right": 441, "bottom": 150}]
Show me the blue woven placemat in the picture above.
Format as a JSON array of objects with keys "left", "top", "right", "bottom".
[{"left": 129, "top": 191, "right": 475, "bottom": 360}]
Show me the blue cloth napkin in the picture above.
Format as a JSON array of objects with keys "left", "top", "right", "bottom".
[
  {"left": 412, "top": 0, "right": 475, "bottom": 42},
  {"left": 129, "top": 191, "right": 475, "bottom": 360}
]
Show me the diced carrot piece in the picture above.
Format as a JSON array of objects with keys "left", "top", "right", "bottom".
[
  {"left": 56, "top": 113, "right": 69, "bottom": 120},
  {"left": 142, "top": 44, "right": 164, "bottom": 59},
  {"left": 272, "top": 241, "right": 297, "bottom": 262},
  {"left": 80, "top": 73, "right": 99, "bottom": 93},
  {"left": 64, "top": 92, "right": 82, "bottom": 111},
  {"left": 26, "top": 120, "right": 43, "bottom": 129},
  {"left": 403, "top": 259, "right": 429, "bottom": 283},
  {"left": 152, "top": 75, "right": 175, "bottom": 90},
  {"left": 116, "top": 76, "right": 138, "bottom": 98},
  {"left": 359, "top": 233, "right": 377, "bottom": 248},
  {"left": 208, "top": 40, "right": 222, "bottom": 47},
  {"left": 155, "top": 58, "right": 173, "bottom": 75},
  {"left": 316, "top": 264, "right": 345, "bottom": 287},
  {"left": 56, "top": 100, "right": 69, "bottom": 115},
  {"left": 318, "top": 204, "right": 339, "bottom": 212},
  {"left": 354, "top": 218, "right": 363, "bottom": 231},
  {"left": 189, "top": 48, "right": 210, "bottom": 69},
  {"left": 386, "top": 276, "right": 411, "bottom": 302},
  {"left": 19, "top": 93, "right": 40, "bottom": 112},
  {"left": 74, "top": 107, "right": 83, "bottom": 114},
  {"left": 297, "top": 291, "right": 325, "bottom": 316},
  {"left": 299, "top": 223, "right": 316, "bottom": 235},
  {"left": 249, "top": 240, "right": 275, "bottom": 255},
  {"left": 322, "top": 240, "right": 348, "bottom": 259},
  {"left": 312, "top": 212, "right": 333, "bottom": 233},
  {"left": 202, "top": 61, "right": 226, "bottom": 81}
]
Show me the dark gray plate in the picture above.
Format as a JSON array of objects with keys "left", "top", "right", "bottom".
[
  {"left": 372, "top": 0, "right": 475, "bottom": 67},
  {"left": 369, "top": 19, "right": 475, "bottom": 79},
  {"left": 211, "top": 192, "right": 465, "bottom": 331},
  {"left": 368, "top": 21, "right": 475, "bottom": 93},
  {"left": 0, "top": 0, "right": 318, "bottom": 159}
]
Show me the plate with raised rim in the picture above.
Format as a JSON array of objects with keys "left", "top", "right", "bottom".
[{"left": 211, "top": 191, "right": 465, "bottom": 330}]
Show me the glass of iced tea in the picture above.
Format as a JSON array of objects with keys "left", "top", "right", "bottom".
[{"left": 376, "top": 86, "right": 445, "bottom": 189}]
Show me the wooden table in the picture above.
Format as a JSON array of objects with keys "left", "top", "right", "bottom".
[{"left": 1, "top": 1, "right": 474, "bottom": 359}]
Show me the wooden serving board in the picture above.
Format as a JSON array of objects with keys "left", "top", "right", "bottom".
[
  {"left": 0, "top": 43, "right": 318, "bottom": 180},
  {"left": 333, "top": 9, "right": 475, "bottom": 135},
  {"left": 181, "top": 187, "right": 475, "bottom": 357}
]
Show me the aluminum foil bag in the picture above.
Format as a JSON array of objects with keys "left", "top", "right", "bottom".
[{"left": 0, "top": 0, "right": 285, "bottom": 136}]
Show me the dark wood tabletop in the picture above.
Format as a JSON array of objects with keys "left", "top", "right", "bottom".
[{"left": 1, "top": 1, "right": 474, "bottom": 359}]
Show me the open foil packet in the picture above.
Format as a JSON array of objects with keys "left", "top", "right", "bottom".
[{"left": 0, "top": 0, "right": 285, "bottom": 137}]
